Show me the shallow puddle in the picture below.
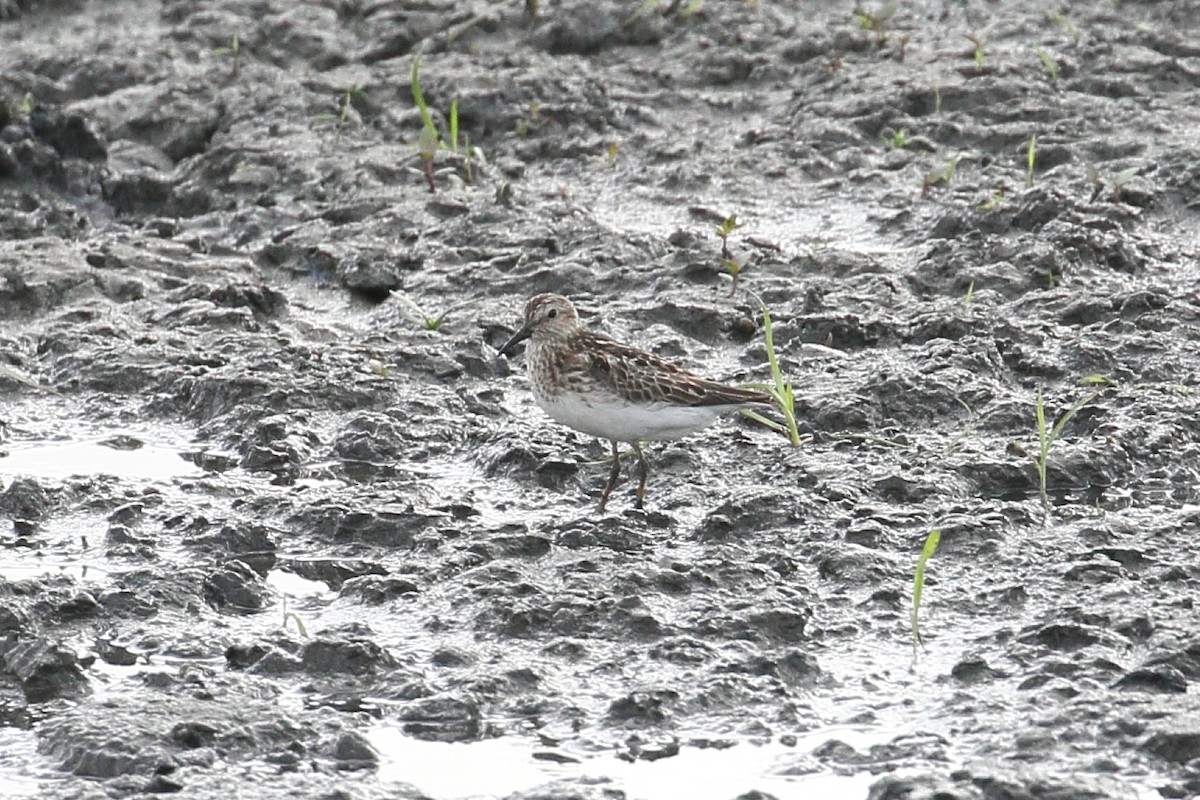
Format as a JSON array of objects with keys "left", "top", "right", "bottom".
[
  {"left": 0, "top": 436, "right": 202, "bottom": 481},
  {"left": 0, "top": 728, "right": 55, "bottom": 798},
  {"left": 370, "top": 724, "right": 879, "bottom": 799}
]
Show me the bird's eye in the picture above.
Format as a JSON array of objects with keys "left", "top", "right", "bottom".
[{"left": 547, "top": 308, "right": 558, "bottom": 319}]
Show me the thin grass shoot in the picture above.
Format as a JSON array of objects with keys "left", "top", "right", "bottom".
[
  {"left": 1026, "top": 135, "right": 1037, "bottom": 187},
  {"left": 1034, "top": 47, "right": 1059, "bottom": 82},
  {"left": 740, "top": 291, "right": 801, "bottom": 447},
  {"left": 1035, "top": 375, "right": 1114, "bottom": 510},
  {"left": 411, "top": 52, "right": 440, "bottom": 145},
  {"left": 911, "top": 529, "right": 941, "bottom": 660}
]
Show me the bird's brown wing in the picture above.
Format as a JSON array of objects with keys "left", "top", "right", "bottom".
[{"left": 580, "top": 332, "right": 769, "bottom": 407}]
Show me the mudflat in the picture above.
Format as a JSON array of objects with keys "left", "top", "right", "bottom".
[{"left": 1, "top": 1, "right": 1198, "bottom": 798}]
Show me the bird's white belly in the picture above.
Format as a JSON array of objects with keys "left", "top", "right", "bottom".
[{"left": 535, "top": 393, "right": 725, "bottom": 442}]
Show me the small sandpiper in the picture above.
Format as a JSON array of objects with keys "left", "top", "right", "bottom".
[{"left": 498, "top": 293, "right": 771, "bottom": 511}]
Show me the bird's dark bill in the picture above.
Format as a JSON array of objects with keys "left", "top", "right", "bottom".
[{"left": 498, "top": 325, "right": 532, "bottom": 356}]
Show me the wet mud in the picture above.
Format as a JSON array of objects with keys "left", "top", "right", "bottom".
[{"left": 1, "top": 0, "right": 1199, "bottom": 798}]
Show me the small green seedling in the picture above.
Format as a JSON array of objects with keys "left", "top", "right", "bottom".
[
  {"left": 412, "top": 52, "right": 468, "bottom": 191},
  {"left": 715, "top": 214, "right": 743, "bottom": 260},
  {"left": 1087, "top": 165, "right": 1138, "bottom": 203},
  {"left": 741, "top": 291, "right": 802, "bottom": 447},
  {"left": 625, "top": 0, "right": 659, "bottom": 27},
  {"left": 213, "top": 33, "right": 242, "bottom": 76},
  {"left": 721, "top": 257, "right": 746, "bottom": 293},
  {"left": 337, "top": 87, "right": 366, "bottom": 136},
  {"left": 979, "top": 187, "right": 1005, "bottom": 211},
  {"left": 962, "top": 280, "right": 974, "bottom": 305},
  {"left": 853, "top": 2, "right": 898, "bottom": 44},
  {"left": 1050, "top": 12, "right": 1078, "bottom": 41},
  {"left": 281, "top": 598, "right": 308, "bottom": 637},
  {"left": 1035, "top": 376, "right": 1113, "bottom": 511},
  {"left": 1025, "top": 135, "right": 1037, "bottom": 187},
  {"left": 881, "top": 127, "right": 909, "bottom": 150},
  {"left": 911, "top": 529, "right": 941, "bottom": 660},
  {"left": 963, "top": 33, "right": 986, "bottom": 67},
  {"left": 922, "top": 156, "right": 957, "bottom": 194},
  {"left": 393, "top": 292, "right": 465, "bottom": 331},
  {"left": 1034, "top": 47, "right": 1059, "bottom": 82},
  {"left": 1110, "top": 167, "right": 1138, "bottom": 202},
  {"left": 17, "top": 92, "right": 33, "bottom": 114},
  {"left": 411, "top": 52, "right": 439, "bottom": 145}
]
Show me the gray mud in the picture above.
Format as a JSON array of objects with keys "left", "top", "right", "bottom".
[{"left": 1, "top": 1, "right": 1199, "bottom": 798}]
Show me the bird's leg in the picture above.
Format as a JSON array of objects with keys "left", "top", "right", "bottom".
[
  {"left": 597, "top": 439, "right": 622, "bottom": 512},
  {"left": 633, "top": 441, "right": 649, "bottom": 509}
]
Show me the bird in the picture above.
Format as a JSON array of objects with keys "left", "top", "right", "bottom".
[{"left": 498, "top": 293, "right": 771, "bottom": 511}]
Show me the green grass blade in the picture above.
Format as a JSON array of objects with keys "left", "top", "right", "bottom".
[
  {"left": 741, "top": 409, "right": 786, "bottom": 434},
  {"left": 449, "top": 98, "right": 459, "bottom": 154},
  {"left": 911, "top": 529, "right": 941, "bottom": 655},
  {"left": 1026, "top": 134, "right": 1037, "bottom": 187},
  {"left": 762, "top": 304, "right": 784, "bottom": 390},
  {"left": 411, "top": 52, "right": 438, "bottom": 143}
]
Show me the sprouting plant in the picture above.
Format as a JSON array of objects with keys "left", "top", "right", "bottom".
[
  {"left": 411, "top": 54, "right": 477, "bottom": 189},
  {"left": 392, "top": 291, "right": 466, "bottom": 331},
  {"left": 741, "top": 291, "right": 802, "bottom": 447},
  {"left": 715, "top": 213, "right": 743, "bottom": 260},
  {"left": 1050, "top": 12, "right": 1078, "bottom": 41},
  {"left": 515, "top": 100, "right": 543, "bottom": 137},
  {"left": 1034, "top": 376, "right": 1113, "bottom": 511},
  {"left": 933, "top": 86, "right": 942, "bottom": 114},
  {"left": 1087, "top": 165, "right": 1138, "bottom": 203},
  {"left": 282, "top": 597, "right": 308, "bottom": 637},
  {"left": 979, "top": 187, "right": 1005, "bottom": 211},
  {"left": 911, "top": 529, "right": 941, "bottom": 661},
  {"left": 881, "top": 127, "right": 909, "bottom": 150},
  {"left": 411, "top": 52, "right": 439, "bottom": 145},
  {"left": 606, "top": 142, "right": 619, "bottom": 162},
  {"left": 721, "top": 257, "right": 746, "bottom": 293},
  {"left": 1025, "top": 134, "right": 1037, "bottom": 187},
  {"left": 1111, "top": 167, "right": 1138, "bottom": 202},
  {"left": 962, "top": 281, "right": 974, "bottom": 305},
  {"left": 17, "top": 92, "right": 33, "bottom": 114},
  {"left": 922, "top": 155, "right": 957, "bottom": 194},
  {"left": 335, "top": 87, "right": 366, "bottom": 136},
  {"left": 213, "top": 33, "right": 242, "bottom": 76},
  {"left": 852, "top": 2, "right": 898, "bottom": 44},
  {"left": 448, "top": 98, "right": 460, "bottom": 154},
  {"left": 626, "top": 0, "right": 660, "bottom": 26},
  {"left": 963, "top": 32, "right": 986, "bottom": 67},
  {"left": 1034, "top": 47, "right": 1059, "bottom": 83}
]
